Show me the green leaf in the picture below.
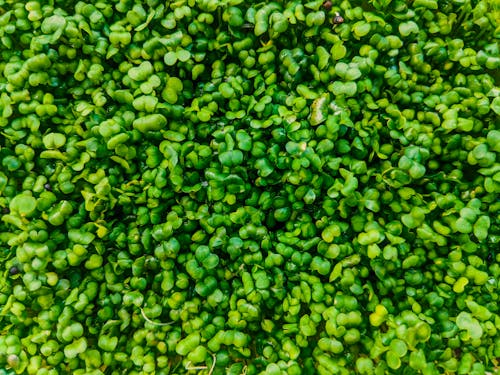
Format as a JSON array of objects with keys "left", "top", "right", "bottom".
[
  {"left": 98, "top": 336, "right": 118, "bottom": 352},
  {"left": 413, "top": 0, "right": 438, "bottom": 10},
  {"left": 408, "top": 163, "right": 426, "bottom": 179},
  {"left": 64, "top": 338, "right": 87, "bottom": 359},
  {"left": 176, "top": 49, "right": 191, "bottom": 62},
  {"left": 356, "top": 358, "right": 374, "bottom": 373},
  {"left": 310, "top": 95, "right": 329, "bottom": 125},
  {"left": 316, "top": 46, "right": 330, "bottom": 70},
  {"left": 322, "top": 224, "right": 341, "bottom": 243},
  {"left": 255, "top": 158, "right": 274, "bottom": 177},
  {"left": 371, "top": 0, "right": 393, "bottom": 10},
  {"left": 390, "top": 339, "right": 407, "bottom": 357},
  {"left": 386, "top": 350, "right": 401, "bottom": 369},
  {"left": 486, "top": 130, "right": 500, "bottom": 152},
  {"left": 491, "top": 96, "right": 500, "bottom": 115},
  {"left": 345, "top": 67, "right": 362, "bottom": 81},
  {"left": 219, "top": 150, "right": 244, "bottom": 167},
  {"left": 401, "top": 207, "right": 426, "bottom": 229},
  {"left": 236, "top": 130, "right": 252, "bottom": 151},
  {"left": 164, "top": 51, "right": 177, "bottom": 66},
  {"left": 399, "top": 21, "right": 419, "bottom": 37},
  {"left": 133, "top": 114, "right": 167, "bottom": 132},
  {"left": 176, "top": 332, "right": 201, "bottom": 356},
  {"left": 343, "top": 81, "right": 357, "bottom": 96},
  {"left": 455, "top": 217, "right": 473, "bottom": 234},
  {"left": 331, "top": 43, "right": 347, "bottom": 60},
  {"left": 367, "top": 243, "right": 381, "bottom": 259},
  {"left": 352, "top": 21, "right": 371, "bottom": 38},
  {"left": 318, "top": 338, "right": 344, "bottom": 354},
  {"left": 272, "top": 207, "right": 290, "bottom": 224},
  {"left": 219, "top": 82, "right": 235, "bottom": 98},
  {"left": 456, "top": 312, "right": 483, "bottom": 339},
  {"left": 128, "top": 62, "right": 153, "bottom": 82},
  {"left": 204, "top": 254, "right": 220, "bottom": 269},
  {"left": 68, "top": 229, "right": 96, "bottom": 245},
  {"left": 358, "top": 229, "right": 383, "bottom": 245},
  {"left": 42, "top": 133, "right": 66, "bottom": 149},
  {"left": 329, "top": 262, "right": 343, "bottom": 282},
  {"left": 335, "top": 62, "right": 348, "bottom": 78},
  {"left": 465, "top": 300, "right": 492, "bottom": 321},
  {"left": 473, "top": 215, "right": 490, "bottom": 241},
  {"left": 197, "top": 108, "right": 212, "bottom": 122},
  {"left": 10, "top": 194, "right": 37, "bottom": 217},
  {"left": 409, "top": 350, "right": 427, "bottom": 370},
  {"left": 271, "top": 13, "right": 288, "bottom": 33},
  {"left": 41, "top": 14, "right": 66, "bottom": 35},
  {"left": 331, "top": 81, "right": 344, "bottom": 95}
]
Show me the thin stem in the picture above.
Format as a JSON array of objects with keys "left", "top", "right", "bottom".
[
  {"left": 140, "top": 308, "right": 174, "bottom": 326},
  {"left": 453, "top": 0, "right": 472, "bottom": 35},
  {"left": 185, "top": 362, "right": 208, "bottom": 371},
  {"left": 208, "top": 354, "right": 217, "bottom": 375},
  {"left": 183, "top": 354, "right": 217, "bottom": 374}
]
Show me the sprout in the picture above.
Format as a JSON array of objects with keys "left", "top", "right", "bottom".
[{"left": 0, "top": 0, "right": 497, "bottom": 373}]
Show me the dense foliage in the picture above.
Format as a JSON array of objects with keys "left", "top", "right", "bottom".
[{"left": 0, "top": 0, "right": 499, "bottom": 374}]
